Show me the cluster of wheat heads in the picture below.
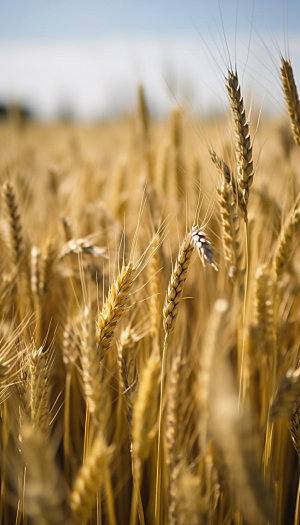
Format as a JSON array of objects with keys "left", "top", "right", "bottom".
[{"left": 0, "top": 55, "right": 300, "bottom": 525}]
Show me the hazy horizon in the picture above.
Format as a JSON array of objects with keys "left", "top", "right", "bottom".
[{"left": 1, "top": 1, "right": 299, "bottom": 120}]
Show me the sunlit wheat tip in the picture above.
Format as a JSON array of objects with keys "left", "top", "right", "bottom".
[{"left": 191, "top": 226, "right": 218, "bottom": 271}]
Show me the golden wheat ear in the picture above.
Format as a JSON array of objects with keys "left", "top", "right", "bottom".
[
  {"left": 226, "top": 69, "right": 254, "bottom": 209},
  {"left": 210, "top": 148, "right": 247, "bottom": 220},
  {"left": 291, "top": 404, "right": 300, "bottom": 459},
  {"left": 280, "top": 58, "right": 300, "bottom": 147},
  {"left": 163, "top": 229, "right": 194, "bottom": 338},
  {"left": 218, "top": 182, "right": 245, "bottom": 293},
  {"left": 70, "top": 432, "right": 114, "bottom": 522},
  {"left": 163, "top": 225, "right": 217, "bottom": 340},
  {"left": 273, "top": 207, "right": 300, "bottom": 279},
  {"left": 97, "top": 263, "right": 136, "bottom": 357},
  {"left": 3, "top": 181, "right": 24, "bottom": 267},
  {"left": 270, "top": 367, "right": 300, "bottom": 421}
]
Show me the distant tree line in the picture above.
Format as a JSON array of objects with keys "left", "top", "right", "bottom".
[{"left": 0, "top": 101, "right": 34, "bottom": 122}]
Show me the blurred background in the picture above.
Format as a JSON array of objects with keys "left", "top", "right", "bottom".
[{"left": 1, "top": 0, "right": 300, "bottom": 121}]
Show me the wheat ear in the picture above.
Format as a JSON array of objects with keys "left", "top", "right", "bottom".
[
  {"left": 137, "top": 84, "right": 149, "bottom": 141},
  {"left": 41, "top": 241, "right": 57, "bottom": 295},
  {"left": 156, "top": 226, "right": 217, "bottom": 520},
  {"left": 291, "top": 403, "right": 300, "bottom": 458},
  {"left": 81, "top": 307, "right": 107, "bottom": 426},
  {"left": 163, "top": 231, "right": 194, "bottom": 338},
  {"left": 18, "top": 344, "right": 53, "bottom": 437},
  {"left": 28, "top": 345, "right": 53, "bottom": 436},
  {"left": 280, "top": 58, "right": 300, "bottom": 146},
  {"left": 218, "top": 182, "right": 244, "bottom": 291},
  {"left": 170, "top": 107, "right": 186, "bottom": 199},
  {"left": 70, "top": 433, "right": 114, "bottom": 522},
  {"left": 163, "top": 226, "right": 217, "bottom": 340},
  {"left": 59, "top": 237, "right": 106, "bottom": 259},
  {"left": 273, "top": 207, "right": 300, "bottom": 278},
  {"left": 117, "top": 328, "right": 139, "bottom": 440},
  {"left": 61, "top": 215, "right": 74, "bottom": 241},
  {"left": 270, "top": 367, "right": 300, "bottom": 420},
  {"left": 3, "top": 181, "right": 24, "bottom": 266},
  {"left": 255, "top": 265, "right": 274, "bottom": 354},
  {"left": 97, "top": 263, "right": 136, "bottom": 357},
  {"left": 226, "top": 70, "right": 254, "bottom": 208},
  {"left": 210, "top": 148, "right": 247, "bottom": 220}
]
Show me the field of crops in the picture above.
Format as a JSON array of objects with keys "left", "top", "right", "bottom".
[{"left": 0, "top": 59, "right": 300, "bottom": 525}]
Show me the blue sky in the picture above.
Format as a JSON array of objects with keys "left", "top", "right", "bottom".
[
  {"left": 1, "top": 1, "right": 299, "bottom": 40},
  {"left": 0, "top": 1, "right": 299, "bottom": 119}
]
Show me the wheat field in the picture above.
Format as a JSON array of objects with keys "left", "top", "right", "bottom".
[{"left": 0, "top": 57, "right": 300, "bottom": 525}]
